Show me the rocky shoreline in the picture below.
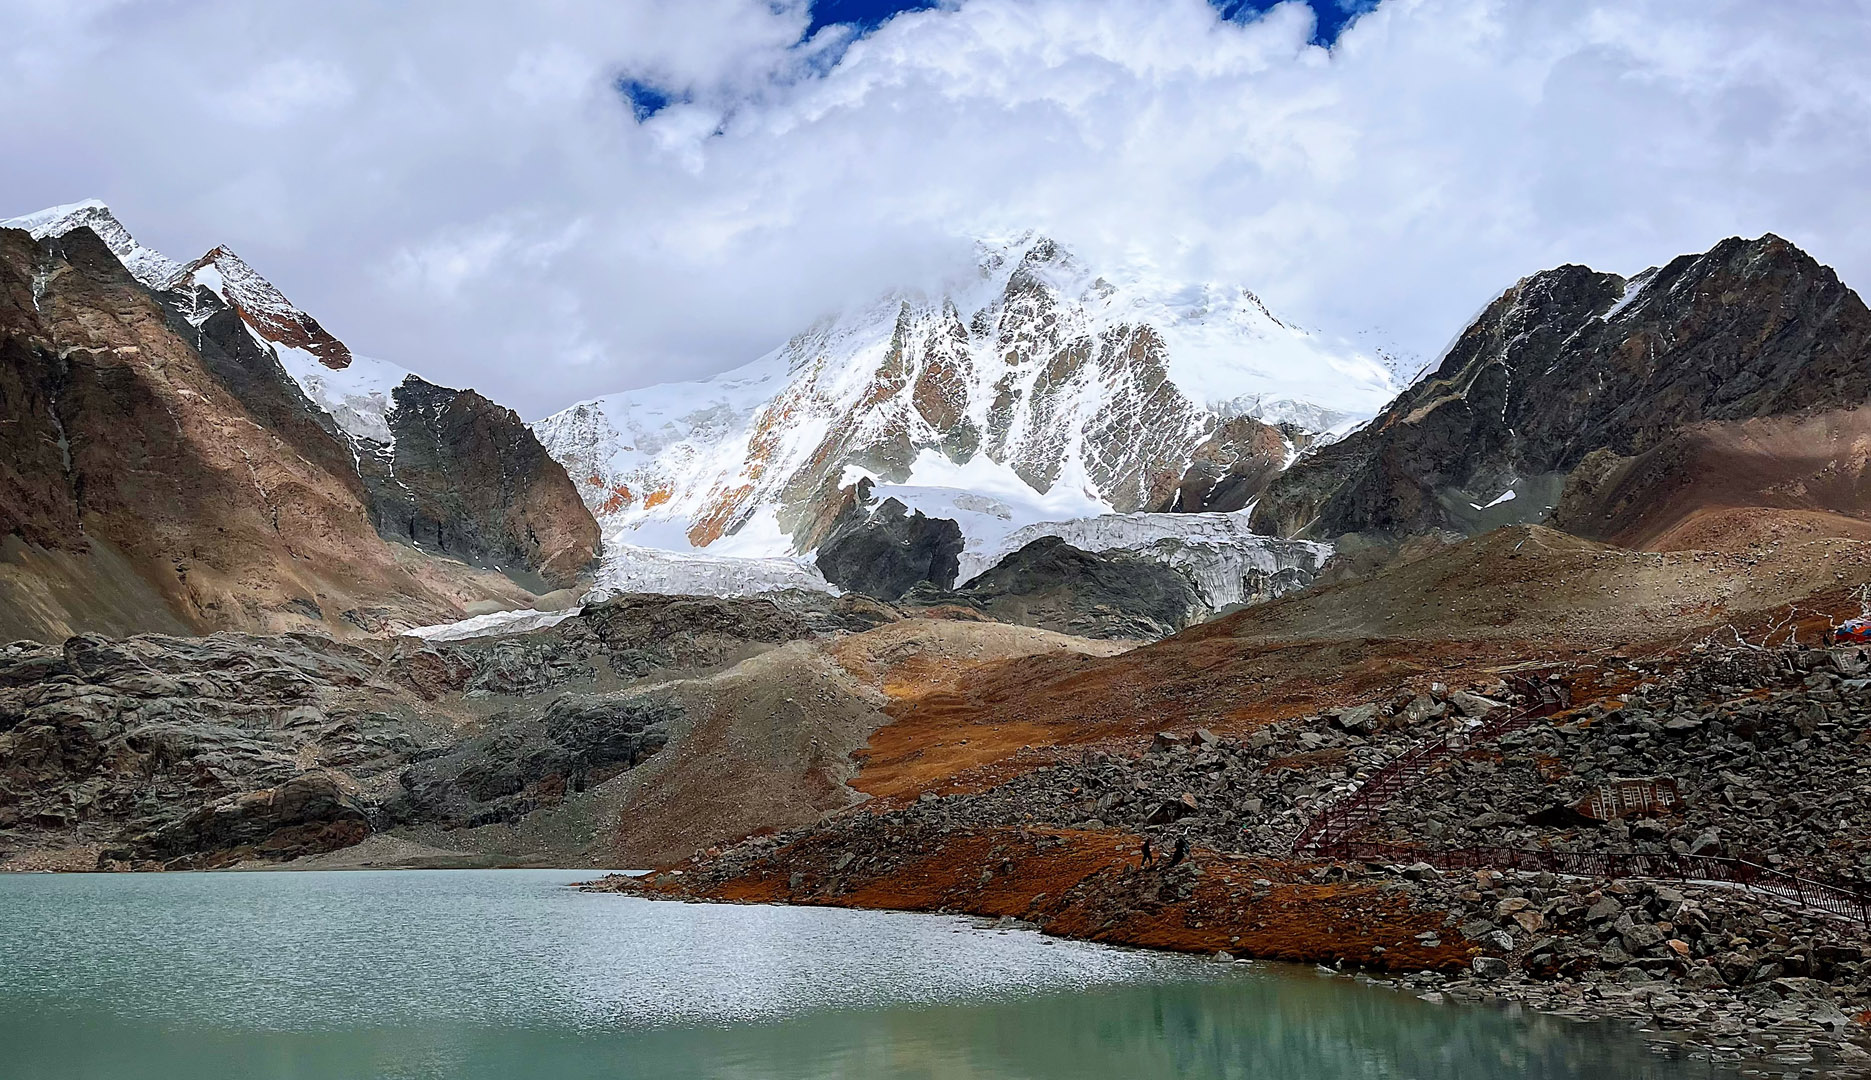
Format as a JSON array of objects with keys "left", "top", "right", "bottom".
[
  {"left": 591, "top": 640, "right": 1871, "bottom": 1077},
  {"left": 595, "top": 856, "right": 1871, "bottom": 1077}
]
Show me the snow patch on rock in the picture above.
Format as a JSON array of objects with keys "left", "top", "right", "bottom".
[{"left": 275, "top": 347, "right": 414, "bottom": 447}]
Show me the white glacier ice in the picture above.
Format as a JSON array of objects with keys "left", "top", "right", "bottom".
[
  {"left": 588, "top": 543, "right": 836, "bottom": 600},
  {"left": 955, "top": 508, "right": 1332, "bottom": 615},
  {"left": 403, "top": 607, "right": 582, "bottom": 641}
]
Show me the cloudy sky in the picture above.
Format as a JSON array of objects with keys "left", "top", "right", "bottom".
[{"left": 3, "top": 0, "right": 1868, "bottom": 417}]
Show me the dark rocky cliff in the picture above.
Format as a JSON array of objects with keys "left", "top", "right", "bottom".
[
  {"left": 1252, "top": 235, "right": 1871, "bottom": 539},
  {"left": 908, "top": 535, "right": 1203, "bottom": 639},
  {"left": 815, "top": 490, "right": 963, "bottom": 601},
  {"left": 359, "top": 378, "right": 599, "bottom": 590}
]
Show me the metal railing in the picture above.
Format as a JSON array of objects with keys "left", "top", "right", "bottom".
[{"left": 1292, "top": 697, "right": 1552, "bottom": 854}]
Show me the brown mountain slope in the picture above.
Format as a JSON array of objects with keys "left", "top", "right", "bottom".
[
  {"left": 0, "top": 224, "right": 553, "bottom": 640},
  {"left": 1552, "top": 407, "right": 1871, "bottom": 551}
]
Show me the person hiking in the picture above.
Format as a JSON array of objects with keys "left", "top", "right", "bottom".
[
  {"left": 1166, "top": 836, "right": 1188, "bottom": 868},
  {"left": 1139, "top": 837, "right": 1155, "bottom": 869}
]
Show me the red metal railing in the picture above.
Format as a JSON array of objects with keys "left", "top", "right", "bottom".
[{"left": 1286, "top": 688, "right": 1871, "bottom": 925}]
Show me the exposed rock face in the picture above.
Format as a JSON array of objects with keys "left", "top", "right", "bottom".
[
  {"left": 815, "top": 495, "right": 964, "bottom": 601},
  {"left": 0, "top": 224, "right": 465, "bottom": 638},
  {"left": 1253, "top": 235, "right": 1871, "bottom": 539},
  {"left": 123, "top": 773, "right": 373, "bottom": 869},
  {"left": 0, "top": 632, "right": 432, "bottom": 868},
  {"left": 360, "top": 378, "right": 599, "bottom": 589},
  {"left": 174, "top": 246, "right": 353, "bottom": 368},
  {"left": 914, "top": 536, "right": 1202, "bottom": 639},
  {"left": 0, "top": 203, "right": 599, "bottom": 637},
  {"left": 388, "top": 693, "right": 678, "bottom": 829},
  {"left": 1162, "top": 414, "right": 1295, "bottom": 513}
]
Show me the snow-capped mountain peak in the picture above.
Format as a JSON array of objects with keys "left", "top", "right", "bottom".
[
  {"left": 1, "top": 198, "right": 183, "bottom": 289},
  {"left": 535, "top": 233, "right": 1398, "bottom": 563},
  {"left": 3, "top": 199, "right": 354, "bottom": 372},
  {"left": 174, "top": 246, "right": 353, "bottom": 370}
]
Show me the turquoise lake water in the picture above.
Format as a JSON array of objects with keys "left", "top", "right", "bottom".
[{"left": 0, "top": 869, "right": 1738, "bottom": 1079}]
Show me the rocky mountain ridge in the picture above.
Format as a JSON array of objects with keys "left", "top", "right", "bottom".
[
  {"left": 0, "top": 592, "right": 893, "bottom": 871},
  {"left": 1253, "top": 234, "right": 1871, "bottom": 543},
  {"left": 0, "top": 201, "right": 599, "bottom": 639}
]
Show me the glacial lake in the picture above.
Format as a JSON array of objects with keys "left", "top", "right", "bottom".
[{"left": 0, "top": 869, "right": 1738, "bottom": 1079}]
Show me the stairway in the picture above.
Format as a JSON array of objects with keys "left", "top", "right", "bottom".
[{"left": 1292, "top": 699, "right": 1547, "bottom": 855}]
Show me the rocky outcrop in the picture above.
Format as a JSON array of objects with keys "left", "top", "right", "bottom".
[
  {"left": 815, "top": 494, "right": 964, "bottom": 601},
  {"left": 119, "top": 772, "right": 372, "bottom": 869},
  {"left": 912, "top": 536, "right": 1202, "bottom": 639},
  {"left": 0, "top": 632, "right": 431, "bottom": 868},
  {"left": 1161, "top": 414, "right": 1294, "bottom": 513},
  {"left": 173, "top": 246, "right": 353, "bottom": 368},
  {"left": 1253, "top": 235, "right": 1871, "bottom": 540},
  {"left": 388, "top": 693, "right": 678, "bottom": 829},
  {"left": 360, "top": 378, "right": 599, "bottom": 589}
]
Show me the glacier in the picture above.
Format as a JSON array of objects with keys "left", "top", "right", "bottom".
[
  {"left": 588, "top": 543, "right": 836, "bottom": 600},
  {"left": 404, "top": 607, "right": 582, "bottom": 642},
  {"left": 955, "top": 509, "right": 1332, "bottom": 616}
]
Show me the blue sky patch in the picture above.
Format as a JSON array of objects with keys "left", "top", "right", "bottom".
[
  {"left": 618, "top": 78, "right": 683, "bottom": 122},
  {"left": 809, "top": 0, "right": 1373, "bottom": 46},
  {"left": 620, "top": 1, "right": 1374, "bottom": 123},
  {"left": 1212, "top": 0, "right": 1378, "bottom": 45},
  {"left": 805, "top": 0, "right": 945, "bottom": 39}
]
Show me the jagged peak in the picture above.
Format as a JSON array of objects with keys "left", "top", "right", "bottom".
[
  {"left": 3, "top": 199, "right": 355, "bottom": 371},
  {"left": 0, "top": 198, "right": 182, "bottom": 289},
  {"left": 177, "top": 243, "right": 353, "bottom": 370}
]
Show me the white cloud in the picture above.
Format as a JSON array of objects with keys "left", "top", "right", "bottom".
[
  {"left": 218, "top": 57, "right": 354, "bottom": 126},
  {"left": 1, "top": 0, "right": 1868, "bottom": 418}
]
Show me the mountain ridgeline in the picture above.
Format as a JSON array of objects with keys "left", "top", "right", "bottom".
[
  {"left": 534, "top": 235, "right": 1389, "bottom": 561},
  {"left": 0, "top": 202, "right": 598, "bottom": 641},
  {"left": 1253, "top": 234, "right": 1871, "bottom": 546}
]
